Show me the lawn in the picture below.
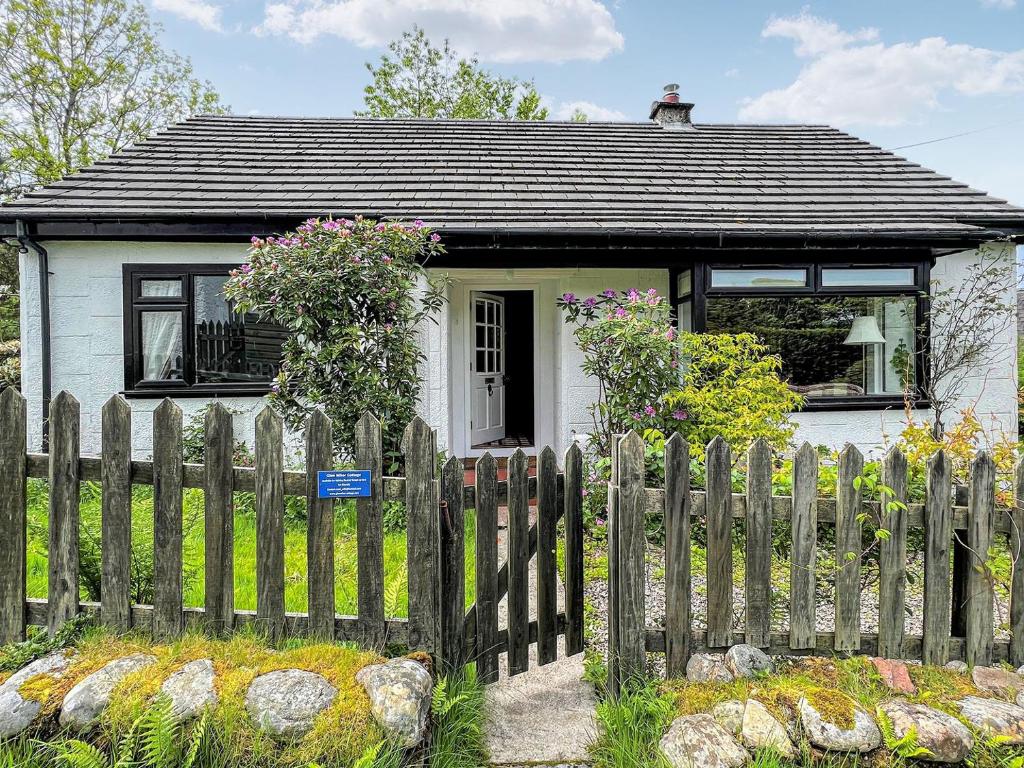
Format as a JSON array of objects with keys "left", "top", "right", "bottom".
[{"left": 24, "top": 479, "right": 477, "bottom": 618}]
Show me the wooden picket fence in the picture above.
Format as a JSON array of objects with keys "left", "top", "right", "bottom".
[
  {"left": 606, "top": 431, "right": 1024, "bottom": 694},
  {"left": 0, "top": 389, "right": 584, "bottom": 682}
]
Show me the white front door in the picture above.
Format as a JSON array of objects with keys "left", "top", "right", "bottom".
[{"left": 470, "top": 292, "right": 506, "bottom": 446}]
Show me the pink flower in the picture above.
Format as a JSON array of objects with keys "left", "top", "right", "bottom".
[
  {"left": 382, "top": 255, "right": 392, "bottom": 263},
  {"left": 562, "top": 292, "right": 577, "bottom": 304},
  {"left": 627, "top": 288, "right": 641, "bottom": 303},
  {"left": 430, "top": 233, "right": 441, "bottom": 242},
  {"left": 673, "top": 410, "right": 688, "bottom": 421},
  {"left": 644, "top": 405, "right": 656, "bottom": 416},
  {"left": 632, "top": 411, "right": 643, "bottom": 420},
  {"left": 596, "top": 517, "right": 605, "bottom": 527},
  {"left": 250, "top": 236, "right": 261, "bottom": 246},
  {"left": 614, "top": 307, "right": 627, "bottom": 319},
  {"left": 412, "top": 219, "right": 424, "bottom": 229},
  {"left": 375, "top": 223, "right": 387, "bottom": 232},
  {"left": 646, "top": 288, "right": 658, "bottom": 297},
  {"left": 241, "top": 263, "right": 252, "bottom": 273},
  {"left": 352, "top": 255, "right": 362, "bottom": 264},
  {"left": 666, "top": 327, "right": 675, "bottom": 340},
  {"left": 583, "top": 296, "right": 597, "bottom": 308},
  {"left": 602, "top": 289, "right": 617, "bottom": 298}
]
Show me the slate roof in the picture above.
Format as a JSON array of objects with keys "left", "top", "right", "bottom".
[{"left": 3, "top": 115, "right": 1023, "bottom": 239}]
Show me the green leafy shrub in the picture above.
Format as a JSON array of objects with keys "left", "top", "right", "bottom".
[
  {"left": 590, "top": 680, "right": 674, "bottom": 768},
  {"left": 428, "top": 666, "right": 488, "bottom": 768},
  {"left": 224, "top": 217, "right": 448, "bottom": 463}
]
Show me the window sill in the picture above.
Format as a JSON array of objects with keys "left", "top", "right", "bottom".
[
  {"left": 121, "top": 385, "right": 272, "bottom": 399},
  {"left": 798, "top": 396, "right": 928, "bottom": 413}
]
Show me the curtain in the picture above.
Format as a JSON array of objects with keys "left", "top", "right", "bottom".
[{"left": 141, "top": 281, "right": 183, "bottom": 380}]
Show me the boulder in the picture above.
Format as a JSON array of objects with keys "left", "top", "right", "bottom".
[
  {"left": 0, "top": 652, "right": 73, "bottom": 738},
  {"left": 972, "top": 666, "right": 1024, "bottom": 700},
  {"left": 711, "top": 700, "right": 745, "bottom": 735},
  {"left": 356, "top": 658, "right": 432, "bottom": 747},
  {"left": 686, "top": 654, "right": 733, "bottom": 684},
  {"left": 798, "top": 697, "right": 881, "bottom": 753},
  {"left": 741, "top": 699, "right": 796, "bottom": 758},
  {"left": 724, "top": 645, "right": 773, "bottom": 679},
  {"left": 161, "top": 659, "right": 217, "bottom": 722},
  {"left": 957, "top": 696, "right": 1024, "bottom": 744},
  {"left": 944, "top": 661, "right": 968, "bottom": 674},
  {"left": 878, "top": 699, "right": 973, "bottom": 764},
  {"left": 871, "top": 658, "right": 916, "bottom": 695},
  {"left": 60, "top": 654, "right": 156, "bottom": 732},
  {"left": 246, "top": 669, "right": 337, "bottom": 739},
  {"left": 660, "top": 714, "right": 748, "bottom": 768}
]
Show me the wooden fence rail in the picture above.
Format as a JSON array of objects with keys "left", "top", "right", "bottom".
[
  {"left": 607, "top": 431, "right": 1023, "bottom": 694},
  {"left": 0, "top": 389, "right": 585, "bottom": 683}
]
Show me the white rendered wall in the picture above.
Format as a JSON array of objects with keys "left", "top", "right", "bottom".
[{"left": 21, "top": 241, "right": 1018, "bottom": 458}]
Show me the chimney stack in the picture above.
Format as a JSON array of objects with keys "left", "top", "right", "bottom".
[{"left": 650, "top": 83, "right": 694, "bottom": 129}]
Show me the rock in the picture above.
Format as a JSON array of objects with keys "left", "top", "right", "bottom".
[
  {"left": 972, "top": 666, "right": 1024, "bottom": 700},
  {"left": 724, "top": 645, "right": 773, "bottom": 679},
  {"left": 878, "top": 700, "right": 973, "bottom": 763},
  {"left": 798, "top": 697, "right": 881, "bottom": 753},
  {"left": 957, "top": 696, "right": 1024, "bottom": 744},
  {"left": 161, "top": 659, "right": 217, "bottom": 722},
  {"left": 686, "top": 654, "right": 733, "bottom": 684},
  {"left": 0, "top": 652, "right": 73, "bottom": 738},
  {"left": 60, "top": 654, "right": 156, "bottom": 732},
  {"left": 660, "top": 714, "right": 748, "bottom": 768},
  {"left": 741, "top": 699, "right": 796, "bottom": 758},
  {"left": 711, "top": 700, "right": 745, "bottom": 735},
  {"left": 871, "top": 658, "right": 916, "bottom": 695},
  {"left": 1017, "top": 665, "right": 1024, "bottom": 677},
  {"left": 356, "top": 658, "right": 432, "bottom": 747},
  {"left": 245, "top": 669, "right": 337, "bottom": 739},
  {"left": 944, "top": 661, "right": 968, "bottom": 674}
]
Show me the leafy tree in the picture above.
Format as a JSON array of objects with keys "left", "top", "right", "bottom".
[
  {"left": 0, "top": 0, "right": 226, "bottom": 191},
  {"left": 224, "top": 217, "right": 448, "bottom": 463},
  {"left": 357, "top": 27, "right": 548, "bottom": 120}
]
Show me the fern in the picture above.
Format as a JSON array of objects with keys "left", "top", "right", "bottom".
[
  {"left": 138, "top": 696, "right": 178, "bottom": 768},
  {"left": 48, "top": 740, "right": 111, "bottom": 768},
  {"left": 181, "top": 710, "right": 210, "bottom": 768},
  {"left": 877, "top": 709, "right": 934, "bottom": 760}
]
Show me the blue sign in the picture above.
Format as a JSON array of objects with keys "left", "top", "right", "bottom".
[{"left": 317, "top": 470, "right": 372, "bottom": 499}]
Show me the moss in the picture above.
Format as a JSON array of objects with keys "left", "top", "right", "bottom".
[{"left": 17, "top": 672, "right": 61, "bottom": 704}]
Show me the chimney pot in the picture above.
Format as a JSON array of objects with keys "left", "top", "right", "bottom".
[{"left": 650, "top": 83, "right": 694, "bottom": 129}]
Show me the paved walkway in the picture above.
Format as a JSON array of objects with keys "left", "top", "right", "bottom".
[{"left": 484, "top": 528, "right": 598, "bottom": 766}]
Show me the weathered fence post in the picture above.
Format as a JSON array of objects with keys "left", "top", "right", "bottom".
[
  {"left": 745, "top": 438, "right": 772, "bottom": 651},
  {"left": 616, "top": 431, "right": 647, "bottom": 685},
  {"left": 706, "top": 436, "right": 732, "bottom": 649},
  {"left": 439, "top": 456, "right": 465, "bottom": 671},
  {"left": 922, "top": 450, "right": 953, "bottom": 665},
  {"left": 0, "top": 388, "right": 27, "bottom": 643},
  {"left": 153, "top": 398, "right": 183, "bottom": 640},
  {"left": 965, "top": 452, "right": 995, "bottom": 667},
  {"left": 355, "top": 413, "right": 385, "bottom": 646},
  {"left": 100, "top": 395, "right": 132, "bottom": 633},
  {"left": 834, "top": 444, "right": 863, "bottom": 653},
  {"left": 204, "top": 402, "right": 234, "bottom": 634},
  {"left": 474, "top": 452, "right": 500, "bottom": 683},
  {"left": 306, "top": 410, "right": 335, "bottom": 640},
  {"left": 665, "top": 432, "right": 691, "bottom": 676},
  {"left": 878, "top": 447, "right": 908, "bottom": 659},
  {"left": 564, "top": 442, "right": 585, "bottom": 658},
  {"left": 606, "top": 434, "right": 622, "bottom": 697},
  {"left": 255, "top": 406, "right": 285, "bottom": 642},
  {"left": 507, "top": 448, "right": 530, "bottom": 676},
  {"left": 790, "top": 443, "right": 818, "bottom": 651},
  {"left": 48, "top": 391, "right": 80, "bottom": 637},
  {"left": 1011, "top": 457, "right": 1024, "bottom": 666},
  {"left": 537, "top": 446, "right": 559, "bottom": 666},
  {"left": 405, "top": 416, "right": 439, "bottom": 655}
]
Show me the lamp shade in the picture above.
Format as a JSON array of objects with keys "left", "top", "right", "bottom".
[{"left": 843, "top": 315, "right": 886, "bottom": 345}]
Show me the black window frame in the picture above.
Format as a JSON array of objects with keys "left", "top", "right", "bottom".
[
  {"left": 670, "top": 259, "right": 931, "bottom": 412},
  {"left": 122, "top": 263, "right": 282, "bottom": 398}
]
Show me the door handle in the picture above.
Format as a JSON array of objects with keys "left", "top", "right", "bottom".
[{"left": 487, "top": 383, "right": 493, "bottom": 397}]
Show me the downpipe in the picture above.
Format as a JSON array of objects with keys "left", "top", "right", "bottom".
[{"left": 15, "top": 220, "right": 51, "bottom": 451}]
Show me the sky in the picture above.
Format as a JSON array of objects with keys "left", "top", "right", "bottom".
[{"left": 149, "top": 0, "right": 1024, "bottom": 208}]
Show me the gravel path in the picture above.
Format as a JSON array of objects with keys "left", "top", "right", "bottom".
[{"left": 584, "top": 543, "right": 1012, "bottom": 674}]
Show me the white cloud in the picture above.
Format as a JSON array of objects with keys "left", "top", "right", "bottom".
[
  {"left": 724, "top": 67, "right": 740, "bottom": 78},
  {"left": 740, "top": 12, "right": 1024, "bottom": 126},
  {"left": 251, "top": 0, "right": 624, "bottom": 63},
  {"left": 554, "top": 100, "right": 627, "bottom": 121},
  {"left": 152, "top": 0, "right": 223, "bottom": 31},
  {"left": 980, "top": 0, "right": 1016, "bottom": 8}
]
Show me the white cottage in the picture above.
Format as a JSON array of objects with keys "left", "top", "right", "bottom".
[{"left": 3, "top": 91, "right": 1022, "bottom": 457}]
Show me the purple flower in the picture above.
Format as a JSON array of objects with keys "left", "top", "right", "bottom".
[
  {"left": 430, "top": 232, "right": 441, "bottom": 242},
  {"left": 673, "top": 410, "right": 689, "bottom": 421},
  {"left": 602, "top": 289, "right": 617, "bottom": 298},
  {"left": 241, "top": 263, "right": 252, "bottom": 273},
  {"left": 614, "top": 307, "right": 627, "bottom": 319},
  {"left": 375, "top": 223, "right": 387, "bottom": 232},
  {"left": 561, "top": 292, "right": 577, "bottom": 304},
  {"left": 412, "top": 219, "right": 424, "bottom": 229},
  {"left": 596, "top": 517, "right": 605, "bottom": 527},
  {"left": 647, "top": 288, "right": 658, "bottom": 297},
  {"left": 584, "top": 296, "right": 597, "bottom": 308},
  {"left": 644, "top": 405, "right": 656, "bottom": 416},
  {"left": 352, "top": 255, "right": 362, "bottom": 264},
  {"left": 382, "top": 255, "right": 392, "bottom": 264},
  {"left": 250, "top": 236, "right": 261, "bottom": 246},
  {"left": 666, "top": 327, "right": 676, "bottom": 340},
  {"left": 323, "top": 219, "right": 341, "bottom": 231},
  {"left": 627, "top": 288, "right": 641, "bottom": 303},
  {"left": 632, "top": 411, "right": 643, "bottom": 420}
]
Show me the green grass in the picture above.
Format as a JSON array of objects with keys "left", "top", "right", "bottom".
[
  {"left": 25, "top": 479, "right": 477, "bottom": 618},
  {"left": 428, "top": 665, "right": 489, "bottom": 768},
  {"left": 590, "top": 681, "right": 675, "bottom": 768}
]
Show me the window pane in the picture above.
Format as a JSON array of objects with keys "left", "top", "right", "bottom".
[
  {"left": 710, "top": 268, "right": 808, "bottom": 289},
  {"left": 821, "top": 268, "right": 916, "bottom": 287},
  {"left": 141, "top": 312, "right": 183, "bottom": 381},
  {"left": 677, "top": 300, "right": 693, "bottom": 333},
  {"left": 476, "top": 350, "right": 486, "bottom": 371},
  {"left": 676, "top": 270, "right": 692, "bottom": 297},
  {"left": 705, "top": 294, "right": 917, "bottom": 397},
  {"left": 140, "top": 278, "right": 182, "bottom": 298},
  {"left": 194, "top": 275, "right": 285, "bottom": 384}
]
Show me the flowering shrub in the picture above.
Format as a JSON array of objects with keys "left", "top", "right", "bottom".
[
  {"left": 225, "top": 216, "right": 447, "bottom": 462},
  {"left": 557, "top": 288, "right": 683, "bottom": 456}
]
